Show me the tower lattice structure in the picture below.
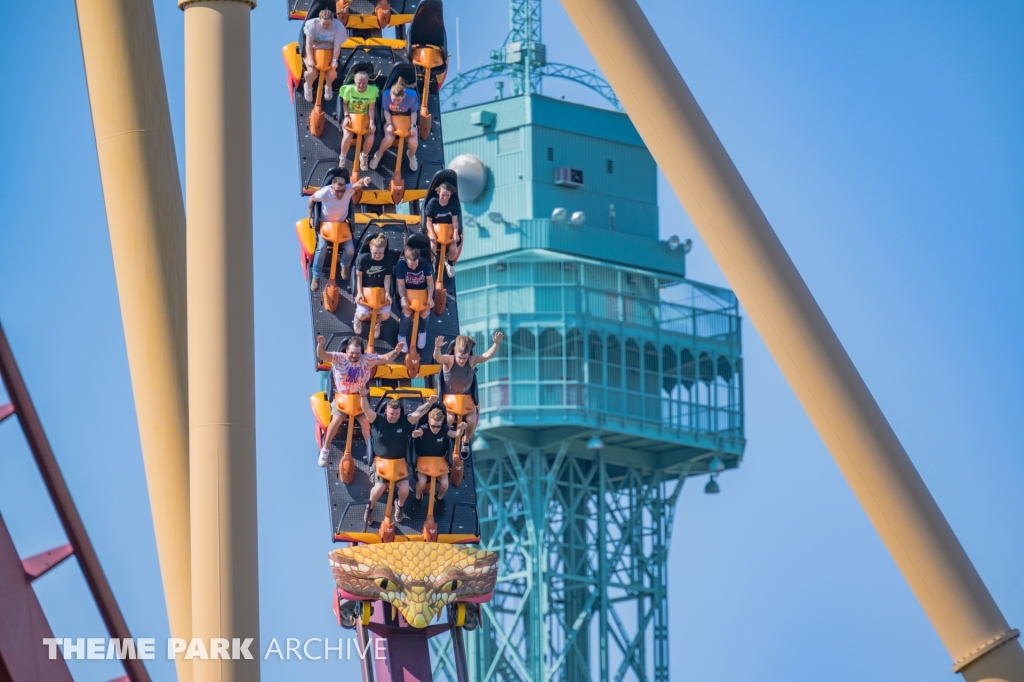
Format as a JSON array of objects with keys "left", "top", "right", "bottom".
[{"left": 429, "top": 91, "right": 745, "bottom": 682}]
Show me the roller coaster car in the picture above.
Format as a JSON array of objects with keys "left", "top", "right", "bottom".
[
  {"left": 381, "top": 62, "right": 419, "bottom": 203},
  {"left": 423, "top": 168, "right": 460, "bottom": 314},
  {"left": 407, "top": 0, "right": 449, "bottom": 141}
]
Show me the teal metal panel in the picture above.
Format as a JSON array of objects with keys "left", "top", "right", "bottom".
[
  {"left": 451, "top": 252, "right": 744, "bottom": 457},
  {"left": 530, "top": 125, "right": 658, "bottom": 239},
  {"left": 460, "top": 221, "right": 687, "bottom": 278},
  {"left": 444, "top": 95, "right": 664, "bottom": 256},
  {"left": 527, "top": 95, "right": 645, "bottom": 146}
]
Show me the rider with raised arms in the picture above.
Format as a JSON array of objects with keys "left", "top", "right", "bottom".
[
  {"left": 433, "top": 332, "right": 504, "bottom": 449},
  {"left": 360, "top": 389, "right": 437, "bottom": 524}
]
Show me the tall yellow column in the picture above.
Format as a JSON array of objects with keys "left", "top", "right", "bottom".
[
  {"left": 75, "top": 3, "right": 192, "bottom": 681},
  {"left": 560, "top": 0, "right": 1024, "bottom": 679},
  {"left": 179, "top": 1, "right": 260, "bottom": 680}
]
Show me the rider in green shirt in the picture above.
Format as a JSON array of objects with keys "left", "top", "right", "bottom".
[{"left": 339, "top": 70, "right": 379, "bottom": 171}]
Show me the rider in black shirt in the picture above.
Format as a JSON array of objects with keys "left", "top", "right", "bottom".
[
  {"left": 353, "top": 233, "right": 395, "bottom": 336},
  {"left": 411, "top": 407, "right": 466, "bottom": 510},
  {"left": 360, "top": 388, "right": 436, "bottom": 523},
  {"left": 424, "top": 182, "right": 462, "bottom": 277}
]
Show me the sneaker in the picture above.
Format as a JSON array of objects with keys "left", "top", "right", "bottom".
[
  {"left": 353, "top": 318, "right": 363, "bottom": 334},
  {"left": 417, "top": 331, "right": 427, "bottom": 349},
  {"left": 341, "top": 265, "right": 350, "bottom": 281},
  {"left": 304, "top": 82, "right": 313, "bottom": 102},
  {"left": 324, "top": 83, "right": 333, "bottom": 100},
  {"left": 360, "top": 153, "right": 369, "bottom": 171},
  {"left": 310, "top": 278, "right": 319, "bottom": 292},
  {"left": 339, "top": 154, "right": 348, "bottom": 169},
  {"left": 364, "top": 504, "right": 374, "bottom": 525},
  {"left": 408, "top": 154, "right": 418, "bottom": 172},
  {"left": 369, "top": 153, "right": 381, "bottom": 170},
  {"left": 394, "top": 502, "right": 404, "bottom": 523},
  {"left": 435, "top": 497, "right": 447, "bottom": 517},
  {"left": 445, "top": 261, "right": 453, "bottom": 277},
  {"left": 373, "top": 322, "right": 382, "bottom": 339},
  {"left": 318, "top": 448, "right": 329, "bottom": 467}
]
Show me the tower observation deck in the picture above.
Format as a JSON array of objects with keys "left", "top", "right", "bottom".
[{"left": 436, "top": 94, "right": 745, "bottom": 682}]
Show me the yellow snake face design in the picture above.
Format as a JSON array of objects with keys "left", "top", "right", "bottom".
[{"left": 330, "top": 543, "right": 498, "bottom": 629}]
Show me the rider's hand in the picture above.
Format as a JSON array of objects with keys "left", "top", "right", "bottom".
[
  {"left": 342, "top": 115, "right": 350, "bottom": 127},
  {"left": 394, "top": 340, "right": 407, "bottom": 353},
  {"left": 316, "top": 334, "right": 326, "bottom": 347},
  {"left": 427, "top": 297, "right": 435, "bottom": 309},
  {"left": 358, "top": 385, "right": 369, "bottom": 396},
  {"left": 386, "top": 125, "right": 394, "bottom": 134},
  {"left": 426, "top": 394, "right": 438, "bottom": 404},
  {"left": 434, "top": 336, "right": 445, "bottom": 348},
  {"left": 493, "top": 330, "right": 504, "bottom": 344},
  {"left": 360, "top": 177, "right": 372, "bottom": 187},
  {"left": 411, "top": 429, "right": 423, "bottom": 438}
]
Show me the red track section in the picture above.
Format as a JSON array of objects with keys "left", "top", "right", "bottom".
[{"left": 0, "top": 320, "right": 150, "bottom": 682}]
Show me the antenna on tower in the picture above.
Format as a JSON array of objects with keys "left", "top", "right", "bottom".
[{"left": 443, "top": 0, "right": 620, "bottom": 110}]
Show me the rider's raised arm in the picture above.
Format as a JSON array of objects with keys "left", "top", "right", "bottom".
[
  {"left": 433, "top": 336, "right": 452, "bottom": 368},
  {"left": 471, "top": 331, "right": 505, "bottom": 366},
  {"left": 360, "top": 388, "right": 376, "bottom": 422},
  {"left": 407, "top": 395, "right": 437, "bottom": 424},
  {"left": 315, "top": 335, "right": 333, "bottom": 363}
]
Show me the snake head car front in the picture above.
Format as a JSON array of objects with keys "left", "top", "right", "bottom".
[{"left": 330, "top": 543, "right": 498, "bottom": 629}]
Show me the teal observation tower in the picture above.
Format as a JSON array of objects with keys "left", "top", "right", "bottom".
[{"left": 428, "top": 7, "right": 746, "bottom": 681}]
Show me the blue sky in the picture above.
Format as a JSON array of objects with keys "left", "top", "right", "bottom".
[{"left": 0, "top": 1, "right": 1021, "bottom": 681}]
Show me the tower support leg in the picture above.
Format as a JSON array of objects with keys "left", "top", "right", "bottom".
[
  {"left": 179, "top": 1, "right": 260, "bottom": 680},
  {"left": 76, "top": 3, "right": 192, "bottom": 679}
]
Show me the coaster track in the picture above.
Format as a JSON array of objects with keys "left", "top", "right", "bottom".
[{"left": 283, "top": 3, "right": 491, "bottom": 680}]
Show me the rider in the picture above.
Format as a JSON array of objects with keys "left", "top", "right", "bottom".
[
  {"left": 361, "top": 390, "right": 437, "bottom": 523},
  {"left": 395, "top": 241, "right": 435, "bottom": 351},
  {"left": 433, "top": 332, "right": 504, "bottom": 449},
  {"left": 339, "top": 69, "right": 379, "bottom": 171},
  {"left": 308, "top": 172, "right": 371, "bottom": 290},
  {"left": 353, "top": 234, "right": 395, "bottom": 337},
  {"left": 411, "top": 407, "right": 466, "bottom": 515},
  {"left": 302, "top": 9, "right": 345, "bottom": 103},
  {"left": 315, "top": 335, "right": 405, "bottom": 467},
  {"left": 368, "top": 79, "right": 419, "bottom": 172},
  {"left": 424, "top": 182, "right": 461, "bottom": 277}
]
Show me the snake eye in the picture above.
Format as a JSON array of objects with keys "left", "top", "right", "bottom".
[
  {"left": 375, "top": 578, "right": 393, "bottom": 590},
  {"left": 440, "top": 579, "right": 461, "bottom": 593}
]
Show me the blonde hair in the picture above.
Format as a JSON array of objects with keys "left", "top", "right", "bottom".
[
  {"left": 428, "top": 407, "right": 445, "bottom": 421},
  {"left": 454, "top": 335, "right": 476, "bottom": 354},
  {"left": 319, "top": 8, "right": 335, "bottom": 20},
  {"left": 369, "top": 234, "right": 388, "bottom": 249},
  {"left": 390, "top": 78, "right": 408, "bottom": 98}
]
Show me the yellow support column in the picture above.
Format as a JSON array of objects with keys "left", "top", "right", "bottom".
[
  {"left": 179, "top": 1, "right": 260, "bottom": 680},
  {"left": 76, "top": 3, "right": 192, "bottom": 680},
  {"left": 560, "top": 0, "right": 1024, "bottom": 679}
]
